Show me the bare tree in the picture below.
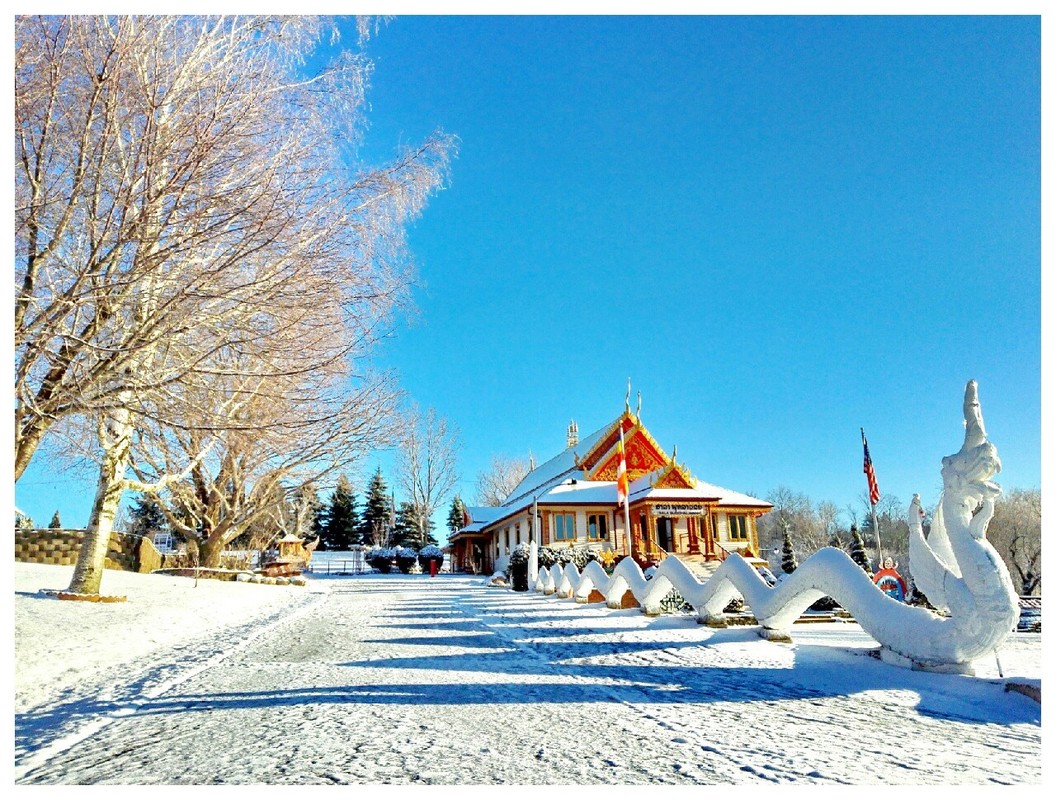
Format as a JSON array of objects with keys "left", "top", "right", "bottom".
[
  {"left": 858, "top": 491, "right": 910, "bottom": 567},
  {"left": 394, "top": 405, "right": 461, "bottom": 543},
  {"left": 988, "top": 488, "right": 1041, "bottom": 595},
  {"left": 15, "top": 16, "right": 453, "bottom": 594},
  {"left": 758, "top": 486, "right": 824, "bottom": 559},
  {"left": 475, "top": 454, "right": 531, "bottom": 506},
  {"left": 135, "top": 369, "right": 400, "bottom": 567}
]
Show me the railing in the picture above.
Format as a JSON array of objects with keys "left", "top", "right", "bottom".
[
  {"left": 304, "top": 555, "right": 370, "bottom": 575},
  {"left": 713, "top": 542, "right": 757, "bottom": 563}
]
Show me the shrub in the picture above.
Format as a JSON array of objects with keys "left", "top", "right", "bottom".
[
  {"left": 418, "top": 544, "right": 444, "bottom": 571},
  {"left": 367, "top": 546, "right": 396, "bottom": 573},
  {"left": 537, "top": 546, "right": 557, "bottom": 569},
  {"left": 556, "top": 545, "right": 600, "bottom": 570},
  {"left": 509, "top": 543, "right": 530, "bottom": 564},
  {"left": 659, "top": 587, "right": 694, "bottom": 614},
  {"left": 394, "top": 546, "right": 419, "bottom": 573}
]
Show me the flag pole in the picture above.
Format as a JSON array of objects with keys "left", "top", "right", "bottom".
[
  {"left": 618, "top": 425, "right": 633, "bottom": 561},
  {"left": 623, "top": 492, "right": 632, "bottom": 563},
  {"left": 870, "top": 501, "right": 884, "bottom": 568},
  {"left": 861, "top": 428, "right": 885, "bottom": 568}
]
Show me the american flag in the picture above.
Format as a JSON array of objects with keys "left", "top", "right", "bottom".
[
  {"left": 616, "top": 427, "right": 629, "bottom": 505},
  {"left": 861, "top": 428, "right": 881, "bottom": 506}
]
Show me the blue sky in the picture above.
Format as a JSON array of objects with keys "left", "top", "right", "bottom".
[{"left": 13, "top": 15, "right": 1042, "bottom": 533}]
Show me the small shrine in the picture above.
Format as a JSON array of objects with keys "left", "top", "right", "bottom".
[{"left": 259, "top": 533, "right": 319, "bottom": 577}]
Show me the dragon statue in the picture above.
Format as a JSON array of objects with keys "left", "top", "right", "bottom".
[{"left": 534, "top": 381, "right": 1019, "bottom": 674}]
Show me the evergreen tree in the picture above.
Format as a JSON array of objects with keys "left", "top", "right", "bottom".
[
  {"left": 127, "top": 494, "right": 169, "bottom": 538},
  {"left": 447, "top": 495, "right": 466, "bottom": 535},
  {"left": 48, "top": 510, "right": 62, "bottom": 529},
  {"left": 391, "top": 501, "right": 436, "bottom": 549},
  {"left": 325, "top": 475, "right": 359, "bottom": 550},
  {"left": 391, "top": 500, "right": 418, "bottom": 547},
  {"left": 849, "top": 523, "right": 872, "bottom": 573},
  {"left": 780, "top": 526, "right": 798, "bottom": 574},
  {"left": 359, "top": 467, "right": 393, "bottom": 547}
]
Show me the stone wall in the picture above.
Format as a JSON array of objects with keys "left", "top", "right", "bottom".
[{"left": 14, "top": 529, "right": 162, "bottom": 574}]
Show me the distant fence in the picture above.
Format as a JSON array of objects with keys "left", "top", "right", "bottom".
[
  {"left": 14, "top": 528, "right": 162, "bottom": 574},
  {"left": 305, "top": 550, "right": 370, "bottom": 575}
]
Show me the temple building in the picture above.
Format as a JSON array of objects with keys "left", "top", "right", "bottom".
[{"left": 449, "top": 401, "right": 772, "bottom": 575}]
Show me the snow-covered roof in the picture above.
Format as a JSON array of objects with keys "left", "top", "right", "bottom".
[
  {"left": 456, "top": 505, "right": 506, "bottom": 533},
  {"left": 457, "top": 413, "right": 771, "bottom": 536},
  {"left": 538, "top": 480, "right": 619, "bottom": 505},
  {"left": 692, "top": 479, "right": 770, "bottom": 508},
  {"left": 500, "top": 420, "right": 613, "bottom": 508}
]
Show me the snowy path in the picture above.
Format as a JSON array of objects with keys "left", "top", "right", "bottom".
[{"left": 15, "top": 573, "right": 1041, "bottom": 785}]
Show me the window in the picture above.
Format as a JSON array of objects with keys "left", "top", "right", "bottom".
[
  {"left": 554, "top": 513, "right": 575, "bottom": 541},
  {"left": 728, "top": 514, "right": 749, "bottom": 541},
  {"left": 587, "top": 513, "right": 608, "bottom": 541}
]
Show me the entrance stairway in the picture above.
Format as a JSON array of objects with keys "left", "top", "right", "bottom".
[
  {"left": 672, "top": 551, "right": 772, "bottom": 582},
  {"left": 675, "top": 553, "right": 723, "bottom": 583}
]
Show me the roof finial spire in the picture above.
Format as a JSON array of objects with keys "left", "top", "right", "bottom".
[
  {"left": 625, "top": 378, "right": 631, "bottom": 414},
  {"left": 566, "top": 420, "right": 579, "bottom": 449},
  {"left": 636, "top": 390, "right": 642, "bottom": 422}
]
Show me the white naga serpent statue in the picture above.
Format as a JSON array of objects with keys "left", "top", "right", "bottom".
[{"left": 534, "top": 381, "right": 1019, "bottom": 674}]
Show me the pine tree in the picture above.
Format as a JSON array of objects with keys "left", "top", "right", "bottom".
[
  {"left": 780, "top": 526, "right": 798, "bottom": 574},
  {"left": 48, "top": 510, "right": 62, "bottom": 529},
  {"left": 391, "top": 501, "right": 436, "bottom": 549},
  {"left": 359, "top": 467, "right": 393, "bottom": 547},
  {"left": 447, "top": 495, "right": 466, "bottom": 535},
  {"left": 849, "top": 523, "right": 872, "bottom": 573},
  {"left": 391, "top": 501, "right": 418, "bottom": 547},
  {"left": 325, "top": 475, "right": 359, "bottom": 551},
  {"left": 127, "top": 494, "right": 169, "bottom": 538}
]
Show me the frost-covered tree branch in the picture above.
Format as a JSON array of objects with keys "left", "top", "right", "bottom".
[{"left": 15, "top": 15, "right": 454, "bottom": 594}]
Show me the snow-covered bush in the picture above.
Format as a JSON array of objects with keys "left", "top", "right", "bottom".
[
  {"left": 367, "top": 546, "right": 396, "bottom": 573},
  {"left": 508, "top": 542, "right": 531, "bottom": 591},
  {"left": 509, "top": 543, "right": 530, "bottom": 565},
  {"left": 723, "top": 597, "right": 745, "bottom": 613},
  {"left": 537, "top": 547, "right": 558, "bottom": 569},
  {"left": 418, "top": 544, "right": 444, "bottom": 571},
  {"left": 556, "top": 545, "right": 600, "bottom": 570},
  {"left": 659, "top": 587, "right": 693, "bottom": 614},
  {"left": 394, "top": 546, "right": 419, "bottom": 573}
]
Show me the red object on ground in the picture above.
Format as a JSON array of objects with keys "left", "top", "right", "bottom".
[{"left": 430, "top": 560, "right": 438, "bottom": 577}]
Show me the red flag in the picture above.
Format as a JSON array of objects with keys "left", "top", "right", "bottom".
[
  {"left": 861, "top": 428, "right": 881, "bottom": 506},
  {"left": 616, "top": 428, "right": 629, "bottom": 504}
]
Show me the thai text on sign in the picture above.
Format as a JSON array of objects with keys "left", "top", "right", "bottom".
[{"left": 651, "top": 503, "right": 707, "bottom": 517}]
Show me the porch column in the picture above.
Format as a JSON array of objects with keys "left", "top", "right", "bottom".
[{"left": 703, "top": 513, "right": 716, "bottom": 560}]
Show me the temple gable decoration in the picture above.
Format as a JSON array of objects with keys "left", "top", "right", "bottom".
[
  {"left": 651, "top": 461, "right": 695, "bottom": 489},
  {"left": 587, "top": 417, "right": 670, "bottom": 482}
]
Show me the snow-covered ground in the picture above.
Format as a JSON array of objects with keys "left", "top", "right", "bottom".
[{"left": 13, "top": 562, "right": 1043, "bottom": 785}]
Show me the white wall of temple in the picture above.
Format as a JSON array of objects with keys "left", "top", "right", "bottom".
[
  {"left": 715, "top": 512, "right": 728, "bottom": 541},
  {"left": 712, "top": 510, "right": 757, "bottom": 552}
]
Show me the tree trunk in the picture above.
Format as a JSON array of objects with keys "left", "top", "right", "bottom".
[
  {"left": 200, "top": 534, "right": 227, "bottom": 569},
  {"left": 67, "top": 410, "right": 134, "bottom": 595},
  {"left": 13, "top": 416, "right": 47, "bottom": 482}
]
